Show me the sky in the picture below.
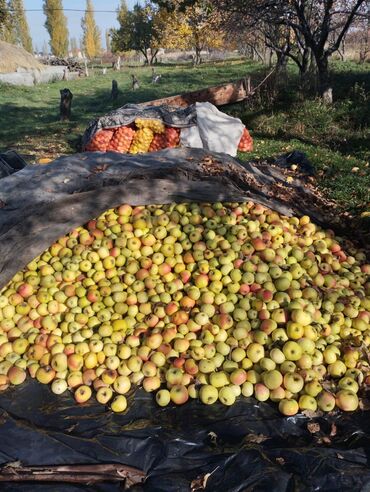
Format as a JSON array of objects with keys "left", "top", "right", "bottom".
[{"left": 24, "top": 0, "right": 139, "bottom": 51}]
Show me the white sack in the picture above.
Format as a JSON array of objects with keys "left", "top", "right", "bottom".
[
  {"left": 183, "top": 102, "right": 245, "bottom": 157},
  {"left": 180, "top": 125, "right": 203, "bottom": 149}
]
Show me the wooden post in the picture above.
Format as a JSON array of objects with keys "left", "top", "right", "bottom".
[
  {"left": 111, "top": 80, "right": 118, "bottom": 101},
  {"left": 60, "top": 88, "right": 73, "bottom": 121},
  {"left": 131, "top": 74, "right": 140, "bottom": 90},
  {"left": 114, "top": 55, "right": 121, "bottom": 71}
]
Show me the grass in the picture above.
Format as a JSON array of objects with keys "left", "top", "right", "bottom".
[
  {"left": 0, "top": 61, "right": 260, "bottom": 158},
  {"left": 0, "top": 59, "right": 369, "bottom": 217}
]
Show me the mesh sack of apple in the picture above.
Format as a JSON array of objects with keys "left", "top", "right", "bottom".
[
  {"left": 0, "top": 200, "right": 369, "bottom": 414},
  {"left": 85, "top": 119, "right": 253, "bottom": 154}
]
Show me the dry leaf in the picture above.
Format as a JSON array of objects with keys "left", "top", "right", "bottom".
[
  {"left": 302, "top": 409, "right": 319, "bottom": 418},
  {"left": 319, "top": 436, "right": 332, "bottom": 444},
  {"left": 90, "top": 164, "right": 109, "bottom": 175},
  {"left": 307, "top": 422, "right": 320, "bottom": 434},
  {"left": 330, "top": 423, "right": 337, "bottom": 437},
  {"left": 208, "top": 431, "right": 218, "bottom": 445},
  {"left": 359, "top": 398, "right": 370, "bottom": 411},
  {"left": 245, "top": 433, "right": 269, "bottom": 444},
  {"left": 190, "top": 467, "right": 219, "bottom": 491},
  {"left": 276, "top": 457, "right": 285, "bottom": 465}
]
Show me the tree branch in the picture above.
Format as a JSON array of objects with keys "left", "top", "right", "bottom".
[{"left": 327, "top": 0, "right": 366, "bottom": 55}]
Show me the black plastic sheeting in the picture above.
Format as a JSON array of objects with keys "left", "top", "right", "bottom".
[
  {"left": 0, "top": 148, "right": 336, "bottom": 288},
  {"left": 274, "top": 151, "right": 315, "bottom": 176},
  {"left": 1, "top": 380, "right": 370, "bottom": 491},
  {"left": 1, "top": 148, "right": 369, "bottom": 491}
]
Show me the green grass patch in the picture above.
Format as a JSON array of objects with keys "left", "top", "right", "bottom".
[{"left": 0, "top": 59, "right": 369, "bottom": 216}]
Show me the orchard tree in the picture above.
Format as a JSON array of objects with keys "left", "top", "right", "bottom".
[
  {"left": 43, "top": 0, "right": 69, "bottom": 57},
  {"left": 161, "top": 0, "right": 367, "bottom": 97},
  {"left": 82, "top": 0, "right": 101, "bottom": 59},
  {"left": 213, "top": 0, "right": 367, "bottom": 98},
  {"left": 111, "top": 2, "right": 163, "bottom": 65},
  {"left": 157, "top": 0, "right": 224, "bottom": 64}
]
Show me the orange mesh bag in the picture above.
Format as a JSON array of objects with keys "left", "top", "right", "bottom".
[
  {"left": 238, "top": 128, "right": 253, "bottom": 152},
  {"left": 149, "top": 133, "right": 167, "bottom": 152},
  {"left": 165, "top": 127, "right": 180, "bottom": 148},
  {"left": 85, "top": 129, "right": 115, "bottom": 152},
  {"left": 107, "top": 126, "right": 136, "bottom": 153}
]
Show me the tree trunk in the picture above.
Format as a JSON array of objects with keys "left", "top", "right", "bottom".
[
  {"left": 111, "top": 80, "right": 118, "bottom": 101},
  {"left": 315, "top": 54, "right": 332, "bottom": 102},
  {"left": 276, "top": 51, "right": 287, "bottom": 70},
  {"left": 141, "top": 51, "right": 150, "bottom": 65},
  {"left": 298, "top": 48, "right": 311, "bottom": 90},
  {"left": 194, "top": 46, "right": 202, "bottom": 65},
  {"left": 149, "top": 49, "right": 159, "bottom": 65},
  {"left": 59, "top": 89, "right": 73, "bottom": 121},
  {"left": 275, "top": 50, "right": 288, "bottom": 84}
]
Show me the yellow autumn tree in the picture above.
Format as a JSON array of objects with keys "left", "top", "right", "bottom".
[
  {"left": 43, "top": 0, "right": 69, "bottom": 57},
  {"left": 159, "top": 1, "right": 224, "bottom": 64},
  {"left": 82, "top": 0, "right": 101, "bottom": 59}
]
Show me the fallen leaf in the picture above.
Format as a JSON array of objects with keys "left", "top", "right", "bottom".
[
  {"left": 359, "top": 399, "right": 370, "bottom": 411},
  {"left": 307, "top": 422, "right": 320, "bottom": 434},
  {"left": 302, "top": 409, "right": 320, "bottom": 418},
  {"left": 330, "top": 423, "right": 337, "bottom": 437},
  {"left": 208, "top": 431, "right": 218, "bottom": 445},
  {"left": 245, "top": 434, "right": 270, "bottom": 444},
  {"left": 190, "top": 467, "right": 219, "bottom": 491},
  {"left": 319, "top": 436, "right": 332, "bottom": 444},
  {"left": 276, "top": 457, "right": 285, "bottom": 465}
]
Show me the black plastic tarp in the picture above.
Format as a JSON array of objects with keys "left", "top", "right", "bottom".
[
  {"left": 0, "top": 148, "right": 369, "bottom": 491},
  {"left": 1, "top": 380, "right": 370, "bottom": 491},
  {"left": 0, "top": 148, "right": 338, "bottom": 288}
]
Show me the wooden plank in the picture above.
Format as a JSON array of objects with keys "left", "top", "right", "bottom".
[{"left": 140, "top": 77, "right": 250, "bottom": 108}]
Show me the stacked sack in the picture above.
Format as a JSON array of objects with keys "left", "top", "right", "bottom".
[
  {"left": 107, "top": 127, "right": 136, "bottom": 153},
  {"left": 85, "top": 119, "right": 252, "bottom": 154},
  {"left": 85, "top": 129, "right": 115, "bottom": 152}
]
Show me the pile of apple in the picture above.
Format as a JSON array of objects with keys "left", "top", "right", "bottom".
[{"left": 0, "top": 201, "right": 368, "bottom": 415}]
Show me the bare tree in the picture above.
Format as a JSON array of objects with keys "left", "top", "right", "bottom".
[{"left": 178, "top": 0, "right": 367, "bottom": 98}]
